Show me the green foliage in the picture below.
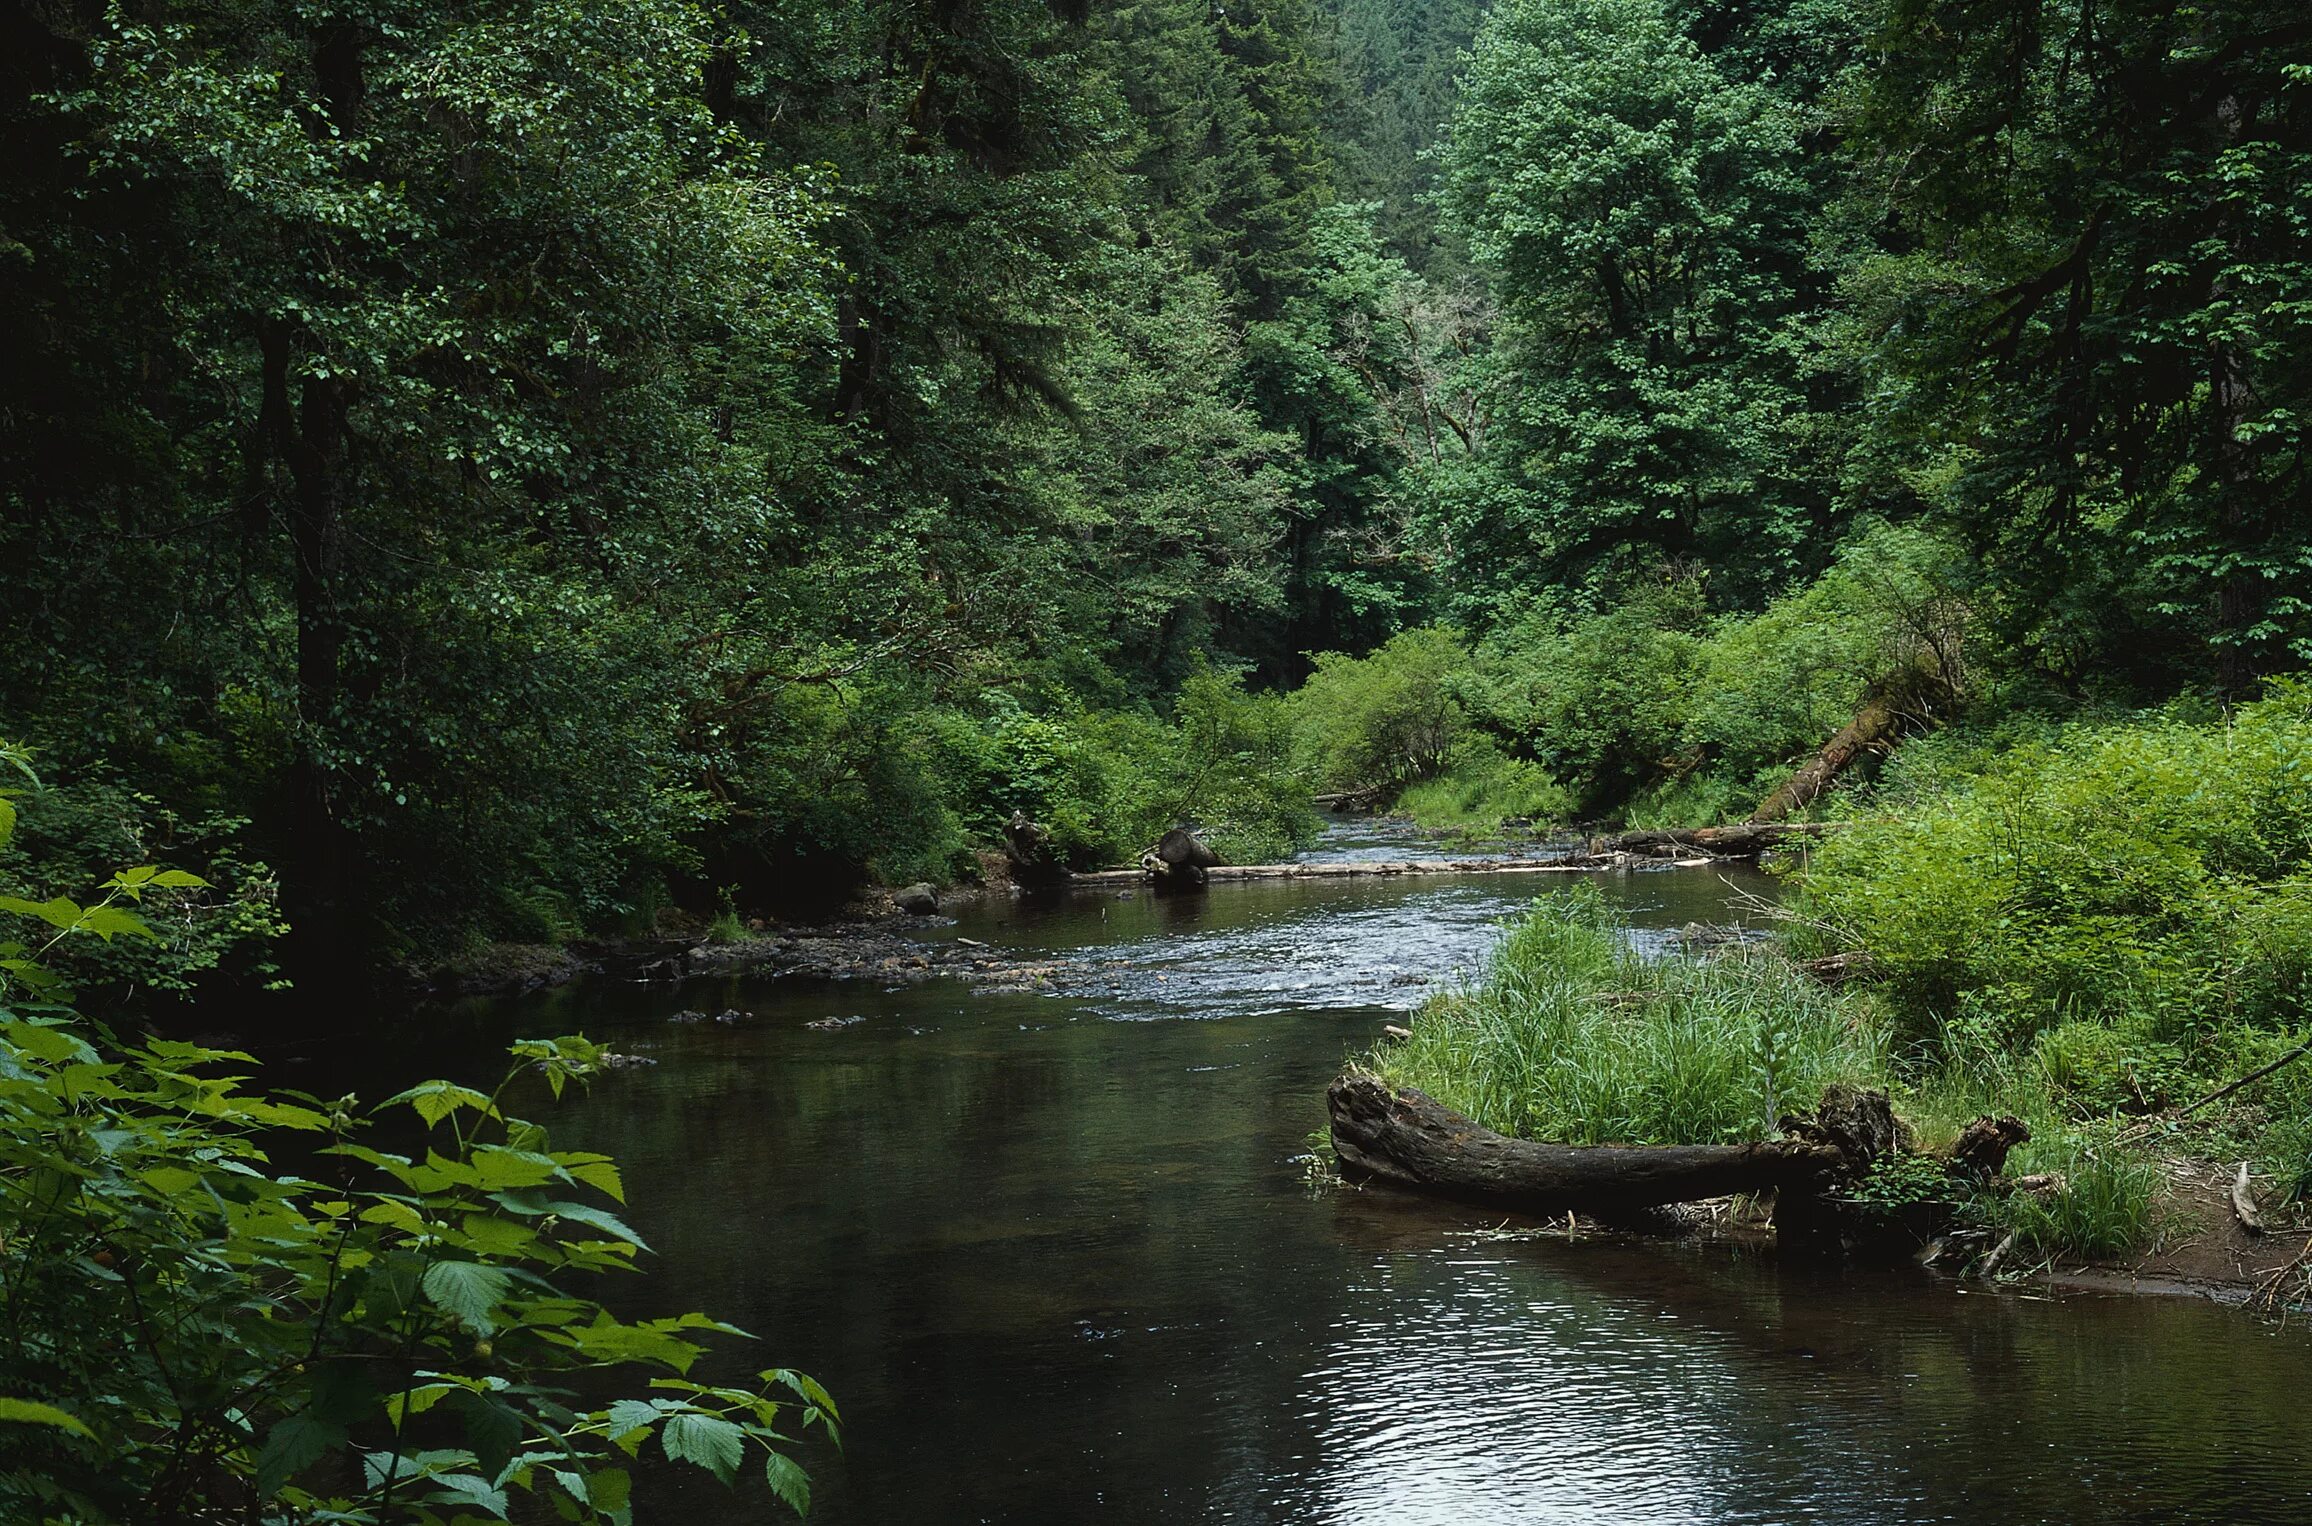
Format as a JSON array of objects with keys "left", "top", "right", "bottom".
[
  {"left": 1798, "top": 680, "right": 2312, "bottom": 1039},
  {"left": 1458, "top": 576, "right": 1707, "bottom": 814},
  {"left": 1392, "top": 739, "right": 1573, "bottom": 836},
  {"left": 1290, "top": 626, "right": 1468, "bottom": 797},
  {"left": 1441, "top": 0, "right": 1846, "bottom": 604},
  {"left": 1841, "top": 1150, "right": 1961, "bottom": 1212},
  {"left": 1846, "top": 0, "right": 2312, "bottom": 686},
  {"left": 1375, "top": 886, "right": 1888, "bottom": 1145},
  {"left": 1983, "top": 1137, "right": 2162, "bottom": 1262},
  {"left": 923, "top": 672, "right": 1318, "bottom": 869},
  {"left": 0, "top": 771, "right": 831, "bottom": 1522}
]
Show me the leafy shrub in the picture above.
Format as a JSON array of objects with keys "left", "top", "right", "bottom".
[
  {"left": 919, "top": 670, "right": 1317, "bottom": 869},
  {"left": 1459, "top": 578, "right": 1704, "bottom": 813},
  {"left": 1394, "top": 737, "right": 1574, "bottom": 834},
  {"left": 0, "top": 766, "right": 286, "bottom": 995},
  {"left": 1985, "top": 1134, "right": 2161, "bottom": 1260},
  {"left": 2032, "top": 1021, "right": 2190, "bottom": 1117},
  {"left": 0, "top": 747, "right": 831, "bottom": 1522},
  {"left": 1291, "top": 626, "right": 1470, "bottom": 798},
  {"left": 1449, "top": 527, "right": 1973, "bottom": 825},
  {"left": 1797, "top": 679, "right": 2312, "bottom": 1040}
]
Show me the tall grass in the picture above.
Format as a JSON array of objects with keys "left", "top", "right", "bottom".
[
  {"left": 1895, "top": 1058, "right": 2163, "bottom": 1259},
  {"left": 1376, "top": 887, "right": 1888, "bottom": 1146}
]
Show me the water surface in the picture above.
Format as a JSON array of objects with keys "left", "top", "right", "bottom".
[{"left": 402, "top": 832, "right": 2312, "bottom": 1523}]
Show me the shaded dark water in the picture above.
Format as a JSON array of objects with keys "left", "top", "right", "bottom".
[{"left": 352, "top": 828, "right": 2312, "bottom": 1523}]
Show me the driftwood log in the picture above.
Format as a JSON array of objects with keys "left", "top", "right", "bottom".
[
  {"left": 1140, "top": 827, "right": 1220, "bottom": 890},
  {"left": 1328, "top": 1074, "right": 1848, "bottom": 1214},
  {"left": 1330, "top": 1074, "right": 2028, "bottom": 1236}
]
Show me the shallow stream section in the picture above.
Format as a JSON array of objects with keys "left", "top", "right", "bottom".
[{"left": 324, "top": 822, "right": 2312, "bottom": 1524}]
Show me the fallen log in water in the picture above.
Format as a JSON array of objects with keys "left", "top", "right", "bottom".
[
  {"left": 1329, "top": 1074, "right": 2029, "bottom": 1234},
  {"left": 1326, "top": 1074, "right": 1849, "bottom": 1213},
  {"left": 1067, "top": 855, "right": 1628, "bottom": 889},
  {"left": 1599, "top": 822, "right": 1840, "bottom": 858}
]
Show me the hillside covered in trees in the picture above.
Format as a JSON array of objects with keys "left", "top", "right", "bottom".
[{"left": 7, "top": 0, "right": 2311, "bottom": 992}]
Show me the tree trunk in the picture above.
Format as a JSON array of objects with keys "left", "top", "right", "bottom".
[
  {"left": 1749, "top": 693, "right": 1904, "bottom": 823},
  {"left": 1601, "top": 823, "right": 1834, "bottom": 858},
  {"left": 263, "top": 325, "right": 357, "bottom": 991},
  {"left": 1327, "top": 1074, "right": 1847, "bottom": 1214}
]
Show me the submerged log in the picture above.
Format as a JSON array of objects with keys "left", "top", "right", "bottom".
[{"left": 1327, "top": 1074, "right": 1848, "bottom": 1214}]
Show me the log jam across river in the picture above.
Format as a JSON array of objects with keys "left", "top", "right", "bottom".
[{"left": 310, "top": 818, "right": 2312, "bottom": 1524}]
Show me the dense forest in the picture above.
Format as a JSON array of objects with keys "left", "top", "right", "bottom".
[
  {"left": 9, "top": 0, "right": 2308, "bottom": 993},
  {"left": 11, "top": 0, "right": 2312, "bottom": 1517}
]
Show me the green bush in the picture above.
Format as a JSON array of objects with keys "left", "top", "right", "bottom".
[
  {"left": 1448, "top": 526, "right": 1973, "bottom": 825},
  {"left": 1459, "top": 577, "right": 1703, "bottom": 813},
  {"left": 1291, "top": 626, "right": 1470, "bottom": 798},
  {"left": 919, "top": 670, "right": 1317, "bottom": 870},
  {"left": 1983, "top": 1134, "right": 2161, "bottom": 1260},
  {"left": 0, "top": 745, "right": 832, "bottom": 1522},
  {"left": 1797, "top": 679, "right": 2312, "bottom": 1040},
  {"left": 1394, "top": 737, "right": 1574, "bottom": 834}
]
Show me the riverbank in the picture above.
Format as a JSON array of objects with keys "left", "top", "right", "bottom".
[{"left": 1352, "top": 884, "right": 2312, "bottom": 1312}]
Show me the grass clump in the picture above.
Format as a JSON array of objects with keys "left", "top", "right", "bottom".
[{"left": 1375, "top": 885, "right": 1888, "bottom": 1146}]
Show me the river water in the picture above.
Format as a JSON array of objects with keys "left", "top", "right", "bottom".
[{"left": 391, "top": 823, "right": 2312, "bottom": 1524}]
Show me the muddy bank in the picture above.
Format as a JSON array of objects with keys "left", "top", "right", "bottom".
[{"left": 2047, "top": 1160, "right": 2312, "bottom": 1306}]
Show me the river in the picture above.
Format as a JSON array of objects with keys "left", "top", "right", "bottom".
[{"left": 370, "top": 821, "right": 2312, "bottom": 1524}]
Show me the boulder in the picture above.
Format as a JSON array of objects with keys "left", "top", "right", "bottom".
[{"left": 894, "top": 882, "right": 940, "bottom": 915}]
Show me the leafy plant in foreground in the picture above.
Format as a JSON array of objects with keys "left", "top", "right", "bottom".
[{"left": 0, "top": 741, "right": 831, "bottom": 1521}]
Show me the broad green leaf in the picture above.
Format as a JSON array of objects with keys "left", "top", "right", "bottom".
[
  {"left": 603, "top": 1398, "right": 664, "bottom": 1442},
  {"left": 763, "top": 1450, "right": 813, "bottom": 1516},
  {"left": 458, "top": 1212, "right": 539, "bottom": 1258},
  {"left": 468, "top": 1146, "right": 560, "bottom": 1190},
  {"left": 558, "top": 1152, "right": 626, "bottom": 1202},
  {"left": 445, "top": 1389, "right": 525, "bottom": 1478},
  {"left": 544, "top": 1200, "right": 648, "bottom": 1250},
  {"left": 257, "top": 1411, "right": 346, "bottom": 1497},
  {"left": 0, "top": 895, "right": 84, "bottom": 930},
  {"left": 660, "top": 1412, "right": 745, "bottom": 1484},
  {"left": 78, "top": 905, "right": 157, "bottom": 942},
  {"left": 421, "top": 1260, "right": 513, "bottom": 1334},
  {"left": 428, "top": 1471, "right": 508, "bottom": 1517},
  {"left": 588, "top": 1466, "right": 633, "bottom": 1513},
  {"left": 386, "top": 1080, "right": 498, "bottom": 1129}
]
